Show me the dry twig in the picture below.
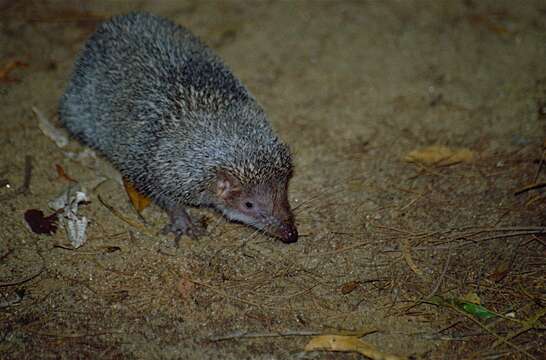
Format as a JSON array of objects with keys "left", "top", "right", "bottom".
[
  {"left": 0, "top": 252, "right": 45, "bottom": 287},
  {"left": 209, "top": 328, "right": 378, "bottom": 341},
  {"left": 425, "top": 246, "right": 453, "bottom": 299},
  {"left": 97, "top": 194, "right": 156, "bottom": 237},
  {"left": 491, "top": 306, "right": 546, "bottom": 349},
  {"left": 401, "top": 238, "right": 425, "bottom": 278}
]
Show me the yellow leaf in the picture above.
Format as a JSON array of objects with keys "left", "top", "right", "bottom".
[
  {"left": 123, "top": 178, "right": 151, "bottom": 213},
  {"left": 462, "top": 292, "right": 482, "bottom": 305},
  {"left": 305, "top": 335, "right": 407, "bottom": 360},
  {"left": 404, "top": 146, "right": 475, "bottom": 166}
]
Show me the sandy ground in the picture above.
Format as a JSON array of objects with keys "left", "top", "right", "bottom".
[{"left": 1, "top": 1, "right": 545, "bottom": 359}]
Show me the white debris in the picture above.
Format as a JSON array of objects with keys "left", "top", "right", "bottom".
[
  {"left": 49, "top": 184, "right": 90, "bottom": 248},
  {"left": 32, "top": 106, "right": 69, "bottom": 148},
  {"left": 63, "top": 148, "right": 96, "bottom": 161}
]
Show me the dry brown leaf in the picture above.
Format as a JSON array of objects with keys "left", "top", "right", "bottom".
[
  {"left": 404, "top": 146, "right": 475, "bottom": 166},
  {"left": 123, "top": 178, "right": 151, "bottom": 213},
  {"left": 305, "top": 335, "right": 407, "bottom": 360},
  {"left": 339, "top": 280, "right": 361, "bottom": 295},
  {"left": 487, "top": 261, "right": 512, "bottom": 282},
  {"left": 55, "top": 164, "right": 77, "bottom": 182},
  {"left": 468, "top": 14, "right": 512, "bottom": 35},
  {"left": 0, "top": 60, "right": 29, "bottom": 83}
]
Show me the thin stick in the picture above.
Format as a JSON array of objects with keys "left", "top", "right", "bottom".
[
  {"left": 471, "top": 230, "right": 546, "bottom": 243},
  {"left": 514, "top": 182, "right": 546, "bottom": 196},
  {"left": 426, "top": 247, "right": 452, "bottom": 299},
  {"left": 209, "top": 328, "right": 378, "bottom": 341},
  {"left": 0, "top": 254, "right": 44, "bottom": 287},
  {"left": 97, "top": 194, "right": 157, "bottom": 237},
  {"left": 491, "top": 306, "right": 546, "bottom": 349},
  {"left": 447, "top": 304, "right": 537, "bottom": 359},
  {"left": 26, "top": 330, "right": 121, "bottom": 339},
  {"left": 401, "top": 238, "right": 424, "bottom": 278},
  {"left": 533, "top": 149, "right": 545, "bottom": 183},
  {"left": 20, "top": 155, "right": 32, "bottom": 193},
  {"left": 209, "top": 330, "right": 323, "bottom": 341}
]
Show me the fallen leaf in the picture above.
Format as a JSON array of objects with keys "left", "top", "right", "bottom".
[
  {"left": 487, "top": 261, "right": 511, "bottom": 282},
  {"left": 404, "top": 146, "right": 475, "bottom": 166},
  {"left": 462, "top": 292, "right": 482, "bottom": 305},
  {"left": 0, "top": 60, "right": 29, "bottom": 83},
  {"left": 429, "top": 295, "right": 496, "bottom": 320},
  {"left": 339, "top": 280, "right": 361, "bottom": 295},
  {"left": 460, "top": 302, "right": 496, "bottom": 320},
  {"left": 24, "top": 209, "right": 58, "bottom": 235},
  {"left": 55, "top": 164, "right": 77, "bottom": 182},
  {"left": 123, "top": 178, "right": 151, "bottom": 213},
  {"left": 468, "top": 14, "right": 512, "bottom": 35},
  {"left": 305, "top": 335, "right": 407, "bottom": 360}
]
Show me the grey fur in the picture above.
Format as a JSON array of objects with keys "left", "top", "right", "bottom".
[{"left": 60, "top": 12, "right": 295, "bottom": 240}]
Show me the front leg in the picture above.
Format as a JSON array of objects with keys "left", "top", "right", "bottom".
[{"left": 161, "top": 206, "right": 204, "bottom": 246}]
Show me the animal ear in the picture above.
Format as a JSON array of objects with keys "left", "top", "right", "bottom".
[{"left": 215, "top": 170, "right": 241, "bottom": 200}]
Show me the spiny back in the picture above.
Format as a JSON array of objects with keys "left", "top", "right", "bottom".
[{"left": 60, "top": 12, "right": 292, "bottom": 208}]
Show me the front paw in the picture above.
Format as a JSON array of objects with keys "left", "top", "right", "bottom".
[{"left": 160, "top": 218, "right": 205, "bottom": 246}]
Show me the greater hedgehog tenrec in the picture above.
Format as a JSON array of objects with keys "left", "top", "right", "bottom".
[{"left": 60, "top": 12, "right": 298, "bottom": 244}]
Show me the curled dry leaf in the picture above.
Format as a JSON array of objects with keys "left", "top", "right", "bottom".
[
  {"left": 24, "top": 209, "right": 58, "bottom": 235},
  {"left": 123, "top": 178, "right": 151, "bottom": 213},
  {"left": 305, "top": 335, "right": 407, "bottom": 360},
  {"left": 55, "top": 164, "right": 77, "bottom": 182},
  {"left": 404, "top": 145, "right": 475, "bottom": 167}
]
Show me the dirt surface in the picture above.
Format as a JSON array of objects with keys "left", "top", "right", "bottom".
[{"left": 1, "top": 1, "right": 545, "bottom": 359}]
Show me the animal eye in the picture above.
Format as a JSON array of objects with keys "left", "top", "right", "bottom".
[{"left": 244, "top": 201, "right": 254, "bottom": 209}]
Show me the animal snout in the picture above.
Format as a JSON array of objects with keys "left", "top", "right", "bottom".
[{"left": 279, "top": 223, "right": 298, "bottom": 244}]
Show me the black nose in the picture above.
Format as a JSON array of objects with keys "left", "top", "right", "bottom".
[{"left": 282, "top": 227, "right": 298, "bottom": 244}]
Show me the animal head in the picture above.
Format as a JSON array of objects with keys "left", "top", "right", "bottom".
[{"left": 213, "top": 169, "right": 298, "bottom": 243}]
